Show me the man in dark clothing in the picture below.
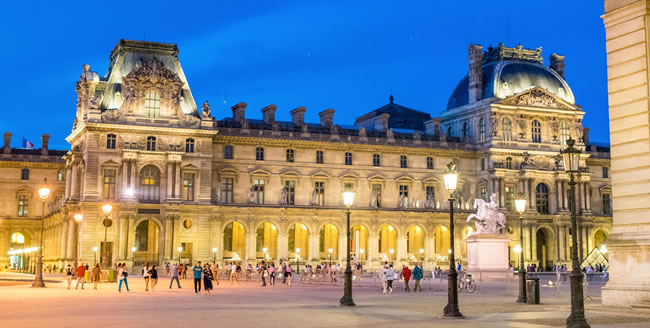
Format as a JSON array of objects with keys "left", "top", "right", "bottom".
[{"left": 193, "top": 261, "right": 202, "bottom": 294}]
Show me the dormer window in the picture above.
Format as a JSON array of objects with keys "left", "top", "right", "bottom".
[
  {"left": 144, "top": 90, "right": 161, "bottom": 118},
  {"left": 147, "top": 136, "right": 156, "bottom": 151}
]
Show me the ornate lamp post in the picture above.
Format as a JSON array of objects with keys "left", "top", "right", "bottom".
[
  {"left": 515, "top": 195, "right": 527, "bottom": 303},
  {"left": 562, "top": 138, "right": 590, "bottom": 328},
  {"left": 131, "top": 246, "right": 137, "bottom": 274},
  {"left": 442, "top": 161, "right": 462, "bottom": 317},
  {"left": 177, "top": 246, "right": 182, "bottom": 265},
  {"left": 328, "top": 248, "right": 333, "bottom": 266},
  {"left": 213, "top": 247, "right": 218, "bottom": 262},
  {"left": 73, "top": 213, "right": 83, "bottom": 277},
  {"left": 32, "top": 184, "right": 50, "bottom": 288},
  {"left": 92, "top": 246, "right": 98, "bottom": 265},
  {"left": 101, "top": 204, "right": 112, "bottom": 269},
  {"left": 340, "top": 190, "right": 356, "bottom": 306}
]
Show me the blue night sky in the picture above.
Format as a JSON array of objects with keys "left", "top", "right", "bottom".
[{"left": 0, "top": 0, "right": 608, "bottom": 150}]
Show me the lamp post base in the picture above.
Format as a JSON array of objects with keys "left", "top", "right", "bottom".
[
  {"left": 340, "top": 268, "right": 356, "bottom": 306},
  {"left": 566, "top": 271, "right": 590, "bottom": 328},
  {"left": 443, "top": 270, "right": 463, "bottom": 318},
  {"left": 516, "top": 270, "right": 527, "bottom": 303}
]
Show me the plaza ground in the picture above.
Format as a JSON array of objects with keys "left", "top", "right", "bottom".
[{"left": 0, "top": 272, "right": 647, "bottom": 328}]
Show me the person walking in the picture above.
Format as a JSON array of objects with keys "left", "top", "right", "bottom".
[
  {"left": 261, "top": 262, "right": 268, "bottom": 287},
  {"left": 91, "top": 263, "right": 101, "bottom": 290},
  {"left": 118, "top": 263, "right": 130, "bottom": 292},
  {"left": 380, "top": 264, "right": 389, "bottom": 294},
  {"left": 75, "top": 262, "right": 86, "bottom": 289},
  {"left": 286, "top": 263, "right": 293, "bottom": 286},
  {"left": 64, "top": 264, "right": 74, "bottom": 289},
  {"left": 203, "top": 264, "right": 213, "bottom": 295},
  {"left": 150, "top": 265, "right": 158, "bottom": 291},
  {"left": 211, "top": 261, "right": 219, "bottom": 287},
  {"left": 282, "top": 261, "right": 287, "bottom": 284},
  {"left": 386, "top": 264, "right": 395, "bottom": 294},
  {"left": 169, "top": 263, "right": 182, "bottom": 289},
  {"left": 269, "top": 263, "right": 276, "bottom": 286},
  {"left": 182, "top": 264, "right": 188, "bottom": 279},
  {"left": 193, "top": 261, "right": 202, "bottom": 294},
  {"left": 412, "top": 263, "right": 423, "bottom": 292},
  {"left": 402, "top": 265, "right": 411, "bottom": 292},
  {"left": 142, "top": 262, "right": 150, "bottom": 292},
  {"left": 230, "top": 262, "right": 237, "bottom": 285}
]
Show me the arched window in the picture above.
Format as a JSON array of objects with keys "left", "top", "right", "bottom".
[
  {"left": 447, "top": 125, "right": 453, "bottom": 136},
  {"left": 144, "top": 90, "right": 161, "bottom": 118},
  {"left": 463, "top": 122, "right": 470, "bottom": 138},
  {"left": 506, "top": 157, "right": 512, "bottom": 169},
  {"left": 479, "top": 118, "right": 486, "bottom": 143},
  {"left": 531, "top": 120, "right": 542, "bottom": 143},
  {"left": 139, "top": 165, "right": 160, "bottom": 201},
  {"left": 536, "top": 183, "right": 549, "bottom": 214},
  {"left": 502, "top": 117, "right": 512, "bottom": 141},
  {"left": 11, "top": 232, "right": 25, "bottom": 244},
  {"left": 146, "top": 136, "right": 156, "bottom": 151},
  {"left": 560, "top": 121, "right": 570, "bottom": 145}
]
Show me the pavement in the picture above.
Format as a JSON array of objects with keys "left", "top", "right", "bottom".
[{"left": 0, "top": 272, "right": 647, "bottom": 328}]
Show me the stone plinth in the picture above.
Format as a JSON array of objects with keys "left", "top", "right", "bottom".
[{"left": 466, "top": 234, "right": 509, "bottom": 275}]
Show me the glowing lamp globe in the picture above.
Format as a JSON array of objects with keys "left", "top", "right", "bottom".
[
  {"left": 74, "top": 213, "right": 83, "bottom": 223},
  {"left": 561, "top": 138, "right": 582, "bottom": 173},
  {"left": 38, "top": 187, "right": 51, "bottom": 200},
  {"left": 515, "top": 196, "right": 527, "bottom": 214},
  {"left": 443, "top": 161, "right": 458, "bottom": 192},
  {"left": 131, "top": 246, "right": 137, "bottom": 252},
  {"left": 343, "top": 191, "right": 355, "bottom": 208},
  {"left": 102, "top": 204, "right": 112, "bottom": 214}
]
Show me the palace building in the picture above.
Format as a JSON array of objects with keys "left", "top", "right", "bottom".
[{"left": 0, "top": 40, "right": 612, "bottom": 272}]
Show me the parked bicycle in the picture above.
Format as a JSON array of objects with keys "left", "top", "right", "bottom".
[{"left": 458, "top": 271, "right": 476, "bottom": 293}]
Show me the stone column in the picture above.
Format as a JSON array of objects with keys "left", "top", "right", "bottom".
[
  {"left": 556, "top": 180, "right": 562, "bottom": 213},
  {"left": 64, "top": 167, "right": 72, "bottom": 200},
  {"left": 338, "top": 231, "right": 347, "bottom": 264},
  {"left": 369, "top": 233, "right": 379, "bottom": 270},
  {"left": 175, "top": 163, "right": 182, "bottom": 199},
  {"left": 397, "top": 232, "right": 407, "bottom": 267},
  {"left": 309, "top": 232, "right": 319, "bottom": 265},
  {"left": 66, "top": 218, "right": 75, "bottom": 260},
  {"left": 562, "top": 181, "right": 568, "bottom": 210},
  {"left": 166, "top": 162, "right": 174, "bottom": 199},
  {"left": 530, "top": 179, "right": 537, "bottom": 211},
  {"left": 531, "top": 225, "right": 538, "bottom": 262},
  {"left": 499, "top": 178, "right": 505, "bottom": 208},
  {"left": 558, "top": 224, "right": 565, "bottom": 261},
  {"left": 70, "top": 165, "right": 79, "bottom": 200},
  {"left": 122, "top": 161, "right": 129, "bottom": 197},
  {"left": 118, "top": 217, "right": 126, "bottom": 260},
  {"left": 60, "top": 220, "right": 69, "bottom": 261},
  {"left": 278, "top": 232, "right": 288, "bottom": 262},
  {"left": 130, "top": 161, "right": 137, "bottom": 191}
]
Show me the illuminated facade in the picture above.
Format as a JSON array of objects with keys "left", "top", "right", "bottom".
[{"left": 0, "top": 40, "right": 612, "bottom": 271}]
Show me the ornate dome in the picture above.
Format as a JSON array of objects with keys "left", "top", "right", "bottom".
[{"left": 446, "top": 60, "right": 574, "bottom": 110}]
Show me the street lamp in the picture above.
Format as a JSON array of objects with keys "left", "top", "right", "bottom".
[
  {"left": 442, "top": 161, "right": 462, "bottom": 317},
  {"left": 296, "top": 248, "right": 301, "bottom": 275},
  {"left": 73, "top": 213, "right": 83, "bottom": 277},
  {"left": 213, "top": 247, "right": 218, "bottom": 262},
  {"left": 419, "top": 248, "right": 424, "bottom": 263},
  {"left": 131, "top": 246, "right": 136, "bottom": 274},
  {"left": 328, "top": 248, "right": 333, "bottom": 266},
  {"left": 32, "top": 183, "right": 50, "bottom": 288},
  {"left": 177, "top": 246, "right": 183, "bottom": 266},
  {"left": 340, "top": 190, "right": 356, "bottom": 306},
  {"left": 561, "top": 138, "right": 590, "bottom": 327},
  {"left": 515, "top": 194, "right": 527, "bottom": 303},
  {"left": 92, "top": 246, "right": 98, "bottom": 265},
  {"left": 101, "top": 204, "right": 112, "bottom": 269}
]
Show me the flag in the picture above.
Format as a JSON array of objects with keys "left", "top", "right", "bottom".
[{"left": 22, "top": 138, "right": 34, "bottom": 149}]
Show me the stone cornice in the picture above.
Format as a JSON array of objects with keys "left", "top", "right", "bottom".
[
  {"left": 0, "top": 160, "right": 65, "bottom": 168},
  {"left": 67, "top": 121, "right": 218, "bottom": 144}
]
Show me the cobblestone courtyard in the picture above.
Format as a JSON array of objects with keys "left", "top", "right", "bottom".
[{"left": 0, "top": 273, "right": 647, "bottom": 328}]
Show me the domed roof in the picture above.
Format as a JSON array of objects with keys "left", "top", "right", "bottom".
[{"left": 446, "top": 60, "right": 574, "bottom": 110}]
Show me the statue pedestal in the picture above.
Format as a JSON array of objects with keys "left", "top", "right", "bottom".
[{"left": 466, "top": 234, "right": 510, "bottom": 278}]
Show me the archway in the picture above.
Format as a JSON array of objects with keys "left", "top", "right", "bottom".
[
  {"left": 536, "top": 228, "right": 552, "bottom": 271},
  {"left": 406, "top": 225, "right": 424, "bottom": 263},
  {"left": 351, "top": 224, "right": 368, "bottom": 261},
  {"left": 134, "top": 220, "right": 160, "bottom": 265},
  {"left": 434, "top": 225, "right": 451, "bottom": 260},
  {"left": 256, "top": 222, "right": 278, "bottom": 260},
  {"left": 378, "top": 224, "right": 397, "bottom": 262},
  {"left": 319, "top": 223, "right": 338, "bottom": 261},
  {"left": 9, "top": 232, "right": 26, "bottom": 270},
  {"left": 223, "top": 221, "right": 246, "bottom": 260},
  {"left": 288, "top": 223, "right": 309, "bottom": 261},
  {"left": 594, "top": 229, "right": 608, "bottom": 251}
]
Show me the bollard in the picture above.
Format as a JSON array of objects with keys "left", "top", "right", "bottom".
[{"left": 526, "top": 278, "right": 541, "bottom": 304}]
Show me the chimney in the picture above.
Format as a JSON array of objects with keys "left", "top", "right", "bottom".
[
  {"left": 550, "top": 53, "right": 565, "bottom": 78},
  {"left": 291, "top": 106, "right": 306, "bottom": 126},
  {"left": 41, "top": 134, "right": 50, "bottom": 156},
  {"left": 468, "top": 44, "right": 483, "bottom": 104},
  {"left": 377, "top": 113, "right": 390, "bottom": 131},
  {"left": 583, "top": 127, "right": 590, "bottom": 145},
  {"left": 318, "top": 108, "right": 335, "bottom": 127},
  {"left": 3, "top": 132, "right": 11, "bottom": 154},
  {"left": 261, "top": 104, "right": 277, "bottom": 124},
  {"left": 231, "top": 102, "right": 247, "bottom": 124}
]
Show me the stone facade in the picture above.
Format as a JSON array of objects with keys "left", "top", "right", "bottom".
[{"left": 0, "top": 40, "right": 612, "bottom": 273}]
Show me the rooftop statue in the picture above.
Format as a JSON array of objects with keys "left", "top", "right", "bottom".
[{"left": 466, "top": 194, "right": 506, "bottom": 235}]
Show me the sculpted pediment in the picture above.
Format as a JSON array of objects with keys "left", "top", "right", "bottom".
[{"left": 499, "top": 87, "right": 576, "bottom": 110}]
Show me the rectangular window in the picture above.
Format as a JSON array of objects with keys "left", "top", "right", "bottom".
[
  {"left": 399, "top": 185, "right": 409, "bottom": 199},
  {"left": 603, "top": 194, "right": 612, "bottom": 215},
  {"left": 253, "top": 179, "right": 265, "bottom": 204},
  {"left": 221, "top": 178, "right": 233, "bottom": 204},
  {"left": 425, "top": 186, "right": 435, "bottom": 203},
  {"left": 426, "top": 157, "right": 434, "bottom": 170},
  {"left": 286, "top": 149, "right": 295, "bottom": 162},
  {"left": 21, "top": 169, "right": 29, "bottom": 180},
  {"left": 480, "top": 187, "right": 487, "bottom": 201},
  {"left": 182, "top": 173, "right": 195, "bottom": 201},
  {"left": 602, "top": 167, "right": 609, "bottom": 179},
  {"left": 17, "top": 195, "right": 28, "bottom": 217},
  {"left": 224, "top": 145, "right": 234, "bottom": 159},
  {"left": 373, "top": 154, "right": 381, "bottom": 167},
  {"left": 316, "top": 151, "right": 324, "bottom": 164},
  {"left": 185, "top": 139, "right": 195, "bottom": 153},
  {"left": 505, "top": 186, "right": 515, "bottom": 211},
  {"left": 345, "top": 152, "right": 352, "bottom": 165},
  {"left": 103, "top": 169, "right": 116, "bottom": 200},
  {"left": 315, "top": 182, "right": 325, "bottom": 206},
  {"left": 106, "top": 134, "right": 116, "bottom": 149},
  {"left": 256, "top": 147, "right": 264, "bottom": 161},
  {"left": 372, "top": 184, "right": 382, "bottom": 207},
  {"left": 284, "top": 180, "right": 295, "bottom": 205},
  {"left": 481, "top": 158, "right": 485, "bottom": 171},
  {"left": 144, "top": 90, "right": 161, "bottom": 118},
  {"left": 400, "top": 155, "right": 408, "bottom": 168},
  {"left": 146, "top": 136, "right": 156, "bottom": 151}
]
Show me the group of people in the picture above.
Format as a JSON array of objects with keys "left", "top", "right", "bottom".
[
  {"left": 379, "top": 263, "right": 424, "bottom": 294},
  {"left": 63, "top": 262, "right": 101, "bottom": 290}
]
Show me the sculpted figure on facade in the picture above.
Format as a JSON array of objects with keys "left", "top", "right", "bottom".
[
  {"left": 466, "top": 193, "right": 506, "bottom": 235},
  {"left": 201, "top": 101, "right": 211, "bottom": 119},
  {"left": 280, "top": 187, "right": 288, "bottom": 205}
]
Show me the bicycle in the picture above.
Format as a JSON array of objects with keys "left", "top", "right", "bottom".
[{"left": 458, "top": 272, "right": 476, "bottom": 293}]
